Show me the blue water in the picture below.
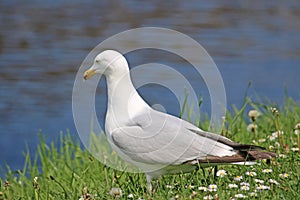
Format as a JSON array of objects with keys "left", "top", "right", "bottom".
[{"left": 0, "top": 1, "right": 300, "bottom": 176}]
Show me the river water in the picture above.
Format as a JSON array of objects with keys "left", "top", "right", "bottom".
[{"left": 0, "top": 1, "right": 300, "bottom": 176}]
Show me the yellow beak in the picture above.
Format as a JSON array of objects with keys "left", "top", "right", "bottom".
[{"left": 83, "top": 68, "right": 96, "bottom": 80}]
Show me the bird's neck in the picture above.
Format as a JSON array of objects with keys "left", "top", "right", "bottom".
[{"left": 105, "top": 72, "right": 150, "bottom": 132}]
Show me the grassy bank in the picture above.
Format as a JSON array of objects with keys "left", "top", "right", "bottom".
[{"left": 1, "top": 97, "right": 300, "bottom": 199}]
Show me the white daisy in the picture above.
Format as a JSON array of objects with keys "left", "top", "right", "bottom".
[
  {"left": 248, "top": 110, "right": 261, "bottom": 119},
  {"left": 240, "top": 182, "right": 250, "bottom": 187},
  {"left": 240, "top": 185, "right": 250, "bottom": 191},
  {"left": 228, "top": 183, "right": 238, "bottom": 189},
  {"left": 269, "top": 135, "right": 276, "bottom": 141},
  {"left": 187, "top": 184, "right": 195, "bottom": 189},
  {"left": 198, "top": 186, "right": 207, "bottom": 191},
  {"left": 272, "top": 131, "right": 279, "bottom": 137},
  {"left": 291, "top": 147, "right": 299, "bottom": 152},
  {"left": 249, "top": 192, "right": 257, "bottom": 197},
  {"left": 262, "top": 169, "right": 273, "bottom": 173},
  {"left": 208, "top": 184, "right": 218, "bottom": 192},
  {"left": 269, "top": 145, "right": 275, "bottom": 151},
  {"left": 245, "top": 171, "right": 257, "bottom": 177},
  {"left": 278, "top": 154, "right": 287, "bottom": 158},
  {"left": 279, "top": 173, "right": 289, "bottom": 178},
  {"left": 269, "top": 179, "right": 279, "bottom": 185},
  {"left": 254, "top": 179, "right": 264, "bottom": 184},
  {"left": 294, "top": 123, "right": 300, "bottom": 130},
  {"left": 256, "top": 185, "right": 270, "bottom": 190},
  {"left": 247, "top": 123, "right": 257, "bottom": 132},
  {"left": 216, "top": 169, "right": 227, "bottom": 177},
  {"left": 234, "top": 194, "right": 247, "bottom": 199},
  {"left": 203, "top": 194, "right": 213, "bottom": 200},
  {"left": 109, "top": 188, "right": 122, "bottom": 198},
  {"left": 234, "top": 176, "right": 243, "bottom": 181},
  {"left": 190, "top": 191, "right": 197, "bottom": 199},
  {"left": 258, "top": 138, "right": 266, "bottom": 143},
  {"left": 271, "top": 107, "right": 278, "bottom": 114}
]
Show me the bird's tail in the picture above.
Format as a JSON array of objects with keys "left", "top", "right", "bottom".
[
  {"left": 186, "top": 148, "right": 276, "bottom": 165},
  {"left": 246, "top": 150, "right": 277, "bottom": 160}
]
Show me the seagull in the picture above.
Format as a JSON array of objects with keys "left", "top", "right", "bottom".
[{"left": 83, "top": 50, "right": 276, "bottom": 191}]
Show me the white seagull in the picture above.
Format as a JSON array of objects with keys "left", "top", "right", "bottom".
[{"left": 83, "top": 50, "right": 276, "bottom": 191}]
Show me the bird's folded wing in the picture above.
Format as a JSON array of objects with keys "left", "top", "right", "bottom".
[{"left": 111, "top": 110, "right": 236, "bottom": 165}]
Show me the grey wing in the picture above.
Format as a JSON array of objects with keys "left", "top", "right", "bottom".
[{"left": 111, "top": 109, "right": 236, "bottom": 165}]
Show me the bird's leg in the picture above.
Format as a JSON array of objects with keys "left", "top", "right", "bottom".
[
  {"left": 146, "top": 174, "right": 153, "bottom": 192},
  {"left": 152, "top": 179, "right": 158, "bottom": 193},
  {"left": 146, "top": 174, "right": 158, "bottom": 193}
]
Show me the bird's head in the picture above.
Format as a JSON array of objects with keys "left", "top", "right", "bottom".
[{"left": 83, "top": 50, "right": 129, "bottom": 80}]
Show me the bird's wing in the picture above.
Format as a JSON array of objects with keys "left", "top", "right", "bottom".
[{"left": 111, "top": 109, "right": 237, "bottom": 165}]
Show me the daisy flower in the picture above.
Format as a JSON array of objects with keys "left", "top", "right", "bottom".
[
  {"left": 240, "top": 182, "right": 250, "bottom": 187},
  {"left": 240, "top": 185, "right": 250, "bottom": 191},
  {"left": 216, "top": 169, "right": 227, "bottom": 177},
  {"left": 258, "top": 138, "right": 266, "bottom": 143},
  {"left": 256, "top": 185, "right": 270, "bottom": 190},
  {"left": 269, "top": 179, "right": 279, "bottom": 185},
  {"left": 187, "top": 185, "right": 195, "bottom": 189},
  {"left": 109, "top": 187, "right": 122, "bottom": 198},
  {"left": 279, "top": 173, "right": 289, "bottom": 178},
  {"left": 294, "top": 123, "right": 300, "bottom": 136},
  {"left": 291, "top": 147, "right": 299, "bottom": 152},
  {"left": 262, "top": 169, "right": 273, "bottom": 173},
  {"left": 228, "top": 183, "right": 238, "bottom": 189},
  {"left": 249, "top": 192, "right": 257, "bottom": 197},
  {"left": 234, "top": 176, "right": 243, "bottom": 181},
  {"left": 208, "top": 184, "right": 218, "bottom": 192},
  {"left": 190, "top": 191, "right": 197, "bottom": 199},
  {"left": 235, "top": 194, "right": 247, "bottom": 199},
  {"left": 248, "top": 110, "right": 260, "bottom": 119},
  {"left": 203, "top": 195, "right": 213, "bottom": 200},
  {"left": 247, "top": 124, "right": 257, "bottom": 132},
  {"left": 166, "top": 185, "right": 174, "bottom": 189},
  {"left": 278, "top": 154, "right": 287, "bottom": 158},
  {"left": 254, "top": 179, "right": 264, "bottom": 184},
  {"left": 198, "top": 186, "right": 207, "bottom": 192},
  {"left": 269, "top": 145, "right": 275, "bottom": 151},
  {"left": 245, "top": 171, "right": 257, "bottom": 177},
  {"left": 272, "top": 131, "right": 279, "bottom": 137},
  {"left": 268, "top": 135, "right": 276, "bottom": 141},
  {"left": 271, "top": 107, "right": 279, "bottom": 114}
]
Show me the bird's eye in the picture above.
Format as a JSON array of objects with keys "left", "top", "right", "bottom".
[{"left": 95, "top": 60, "right": 100, "bottom": 63}]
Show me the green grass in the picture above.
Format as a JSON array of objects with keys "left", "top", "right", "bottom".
[{"left": 1, "top": 97, "right": 300, "bottom": 199}]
